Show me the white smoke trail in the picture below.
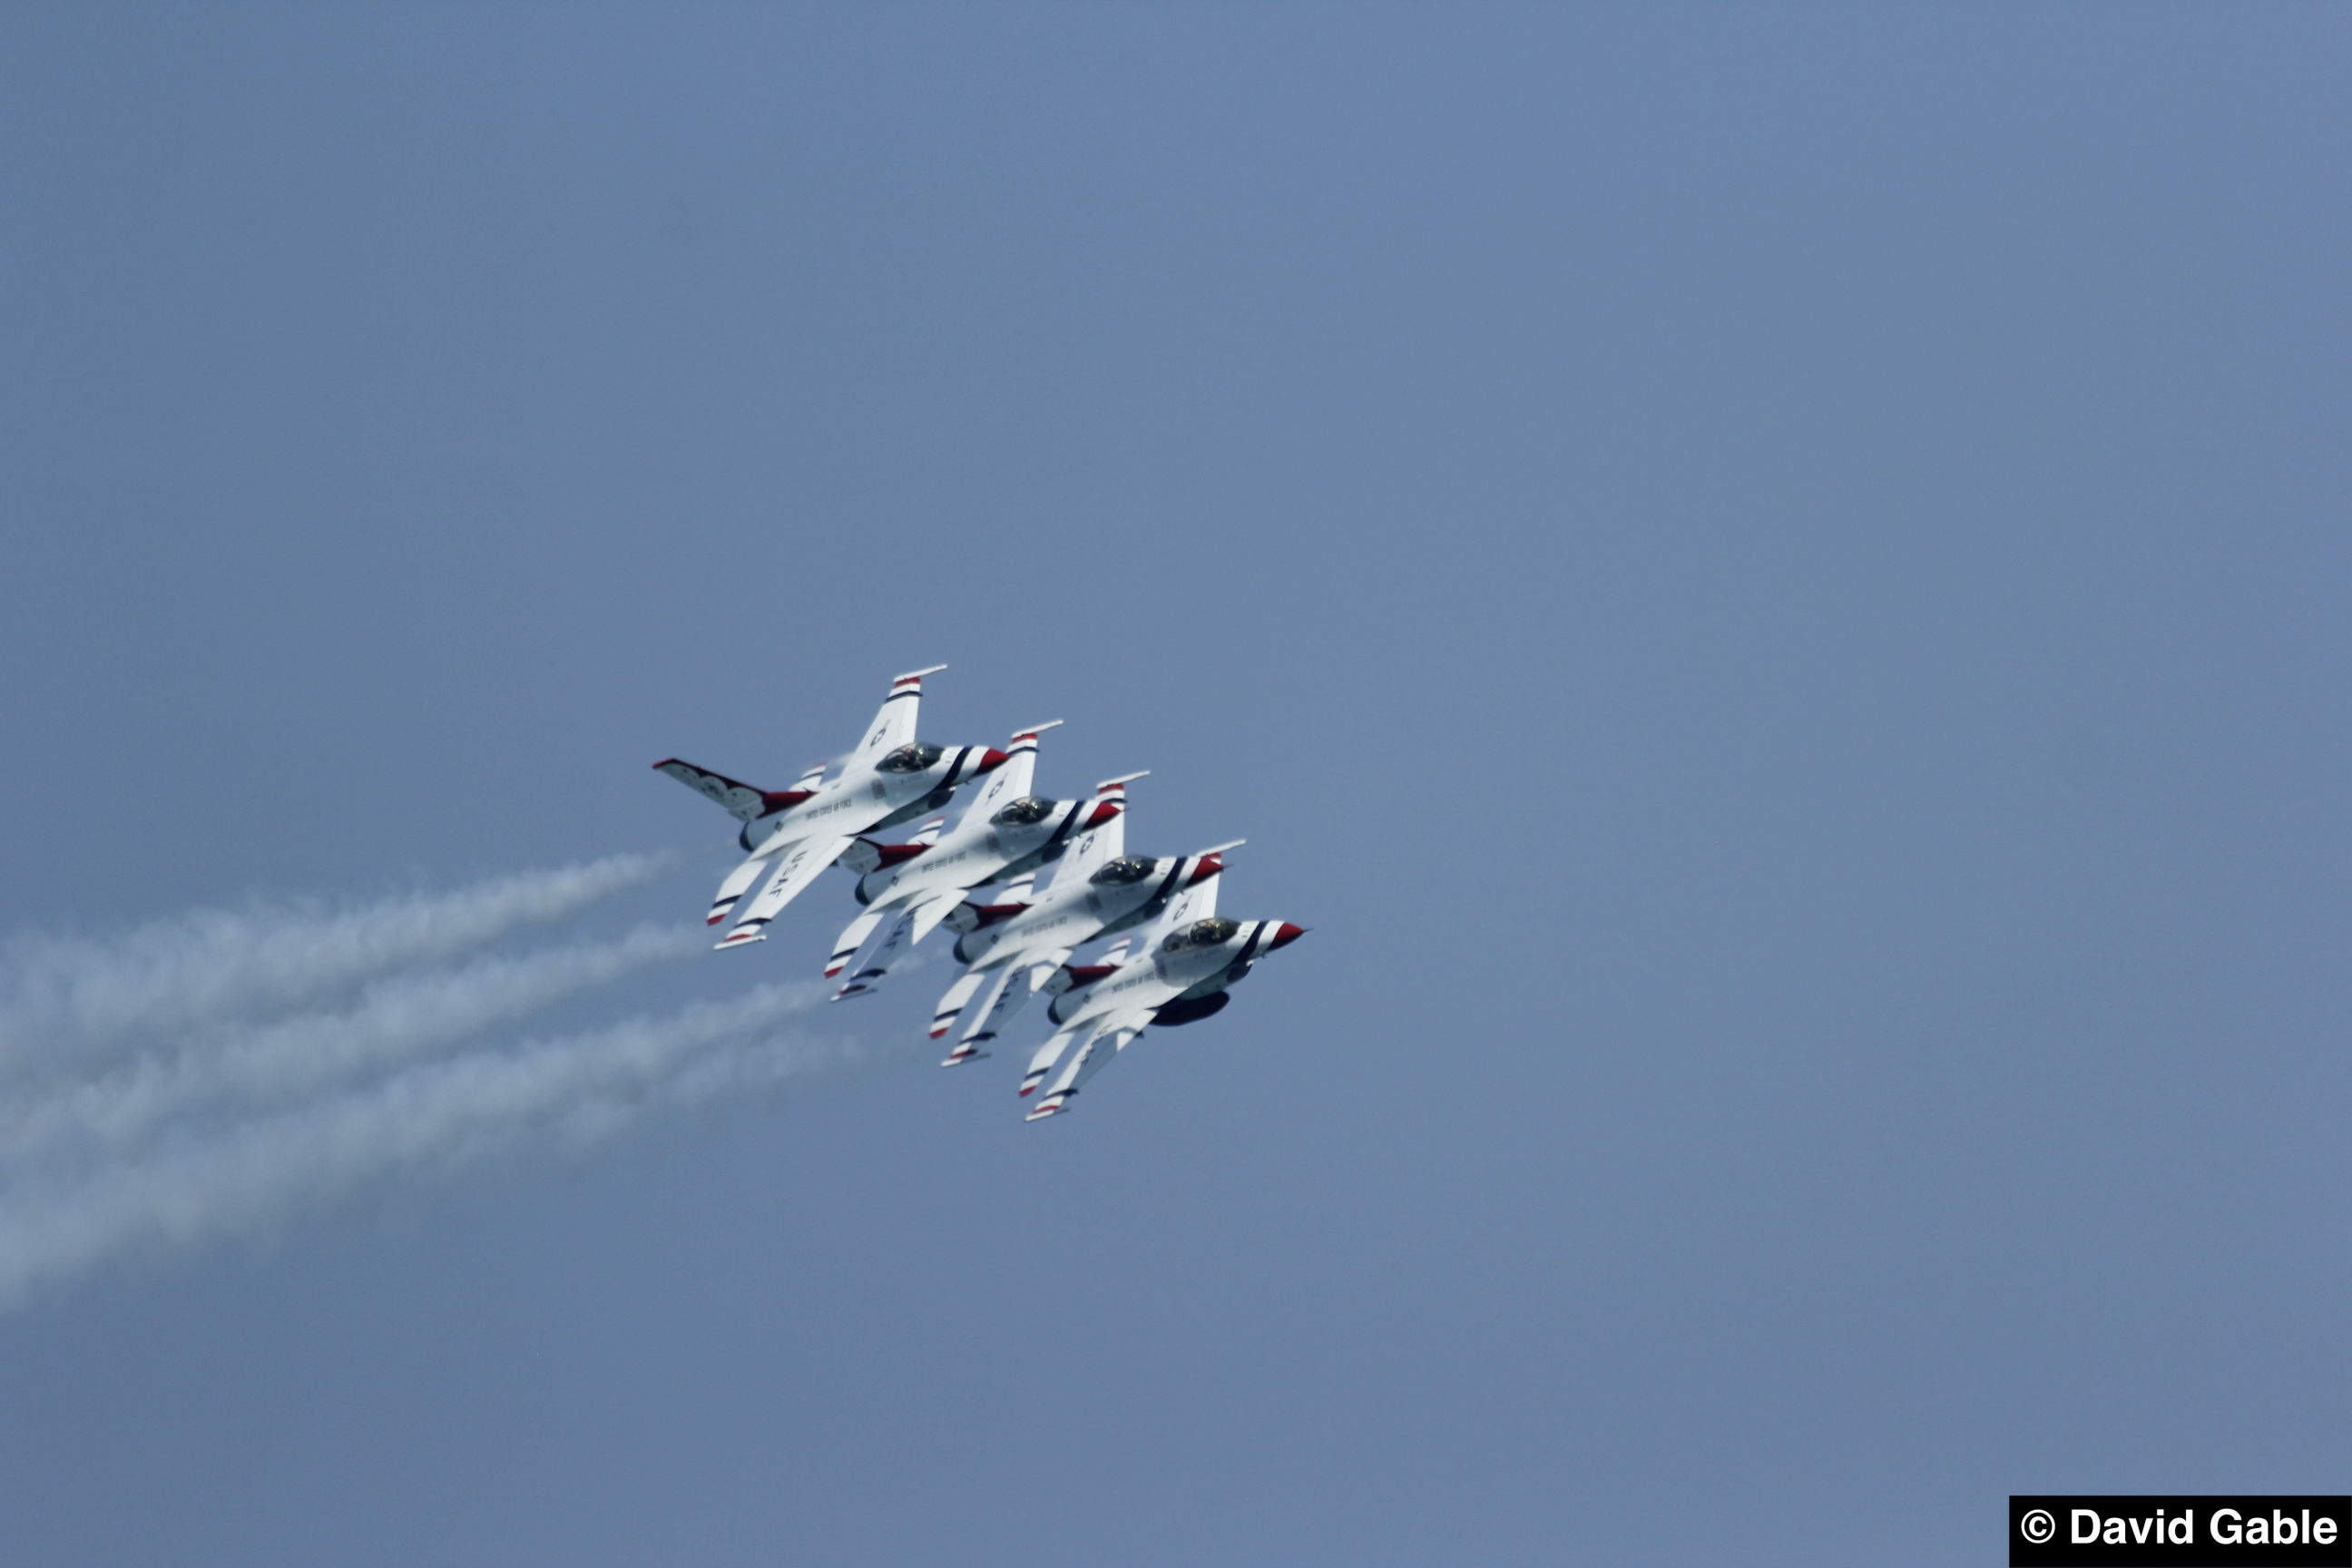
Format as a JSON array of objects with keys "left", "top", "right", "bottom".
[
  {"left": 0, "top": 979, "right": 900, "bottom": 1308},
  {"left": 0, "top": 922, "right": 703, "bottom": 1164},
  {"left": 0, "top": 852, "right": 674, "bottom": 1086},
  {"left": 0, "top": 849, "right": 948, "bottom": 1308}
]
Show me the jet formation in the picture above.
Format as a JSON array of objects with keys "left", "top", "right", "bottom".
[{"left": 655, "top": 666, "right": 1304, "bottom": 1122}]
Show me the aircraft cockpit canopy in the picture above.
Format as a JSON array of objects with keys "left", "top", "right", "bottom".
[
  {"left": 1088, "top": 856, "right": 1159, "bottom": 886},
  {"left": 992, "top": 797, "right": 1056, "bottom": 827},
  {"left": 1161, "top": 916, "right": 1240, "bottom": 954},
  {"left": 877, "top": 742, "right": 946, "bottom": 774}
]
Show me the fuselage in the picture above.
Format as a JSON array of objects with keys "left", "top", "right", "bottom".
[
  {"left": 952, "top": 852, "right": 1202, "bottom": 967},
  {"left": 742, "top": 741, "right": 1004, "bottom": 859},
  {"left": 856, "top": 795, "right": 1116, "bottom": 910},
  {"left": 1048, "top": 916, "right": 1304, "bottom": 1031}
]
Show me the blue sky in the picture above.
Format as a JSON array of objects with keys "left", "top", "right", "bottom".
[{"left": 1, "top": 7, "right": 2345, "bottom": 1564}]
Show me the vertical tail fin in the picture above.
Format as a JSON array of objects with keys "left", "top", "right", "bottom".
[
  {"left": 1054, "top": 771, "right": 1146, "bottom": 884},
  {"left": 1141, "top": 842, "right": 1240, "bottom": 943},
  {"left": 965, "top": 720, "right": 1061, "bottom": 815}
]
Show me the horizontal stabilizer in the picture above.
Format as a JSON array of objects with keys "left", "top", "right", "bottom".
[{"left": 930, "top": 965, "right": 992, "bottom": 1040}]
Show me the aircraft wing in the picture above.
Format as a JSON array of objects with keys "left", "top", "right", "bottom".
[
  {"left": 937, "top": 945, "right": 1068, "bottom": 1062},
  {"left": 715, "top": 833, "right": 854, "bottom": 949},
  {"left": 825, "top": 906, "right": 889, "bottom": 978},
  {"left": 705, "top": 853, "right": 775, "bottom": 927},
  {"left": 931, "top": 965, "right": 995, "bottom": 1043},
  {"left": 854, "top": 665, "right": 947, "bottom": 763},
  {"left": 1025, "top": 1009, "right": 1153, "bottom": 1120},
  {"left": 1017, "top": 1017, "right": 1089, "bottom": 1099},
  {"left": 654, "top": 760, "right": 769, "bottom": 821},
  {"left": 829, "top": 908, "right": 915, "bottom": 1000}
]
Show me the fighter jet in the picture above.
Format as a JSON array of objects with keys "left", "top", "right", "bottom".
[
  {"left": 652, "top": 666, "right": 1010, "bottom": 949},
  {"left": 821, "top": 722, "right": 1130, "bottom": 1001},
  {"left": 926, "top": 785, "right": 1241, "bottom": 1065},
  {"left": 1019, "top": 869, "right": 1305, "bottom": 1119}
]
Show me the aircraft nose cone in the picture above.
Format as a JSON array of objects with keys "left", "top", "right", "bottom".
[
  {"left": 1084, "top": 800, "right": 1123, "bottom": 828},
  {"left": 1267, "top": 922, "right": 1308, "bottom": 950},
  {"left": 975, "top": 747, "right": 1012, "bottom": 772}
]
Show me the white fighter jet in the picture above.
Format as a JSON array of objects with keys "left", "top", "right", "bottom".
[
  {"left": 1019, "top": 871, "right": 1306, "bottom": 1120},
  {"left": 926, "top": 788, "right": 1242, "bottom": 1066},
  {"left": 652, "top": 666, "right": 1010, "bottom": 949},
  {"left": 821, "top": 722, "right": 1132, "bottom": 1001}
]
